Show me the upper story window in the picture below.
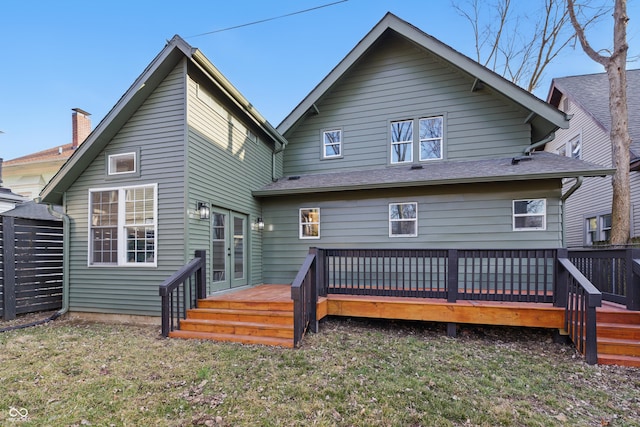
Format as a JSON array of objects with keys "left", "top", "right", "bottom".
[
  {"left": 391, "top": 120, "right": 413, "bottom": 164},
  {"left": 108, "top": 152, "right": 136, "bottom": 175},
  {"left": 568, "top": 135, "right": 581, "bottom": 159},
  {"left": 513, "top": 199, "right": 546, "bottom": 231},
  {"left": 586, "top": 214, "right": 611, "bottom": 245},
  {"left": 389, "top": 202, "right": 418, "bottom": 237},
  {"left": 300, "top": 208, "right": 320, "bottom": 239},
  {"left": 419, "top": 117, "right": 443, "bottom": 161},
  {"left": 89, "top": 184, "right": 157, "bottom": 266},
  {"left": 322, "top": 129, "right": 342, "bottom": 159},
  {"left": 391, "top": 116, "right": 444, "bottom": 164}
]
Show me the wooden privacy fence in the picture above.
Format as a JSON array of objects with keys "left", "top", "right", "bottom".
[{"left": 0, "top": 216, "right": 64, "bottom": 320}]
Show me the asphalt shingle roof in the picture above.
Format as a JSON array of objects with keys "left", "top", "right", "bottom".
[{"left": 254, "top": 152, "right": 613, "bottom": 197}]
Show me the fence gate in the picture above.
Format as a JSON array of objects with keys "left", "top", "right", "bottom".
[{"left": 1, "top": 215, "right": 64, "bottom": 320}]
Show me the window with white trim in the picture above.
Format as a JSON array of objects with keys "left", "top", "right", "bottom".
[
  {"left": 391, "top": 120, "right": 413, "bottom": 164},
  {"left": 322, "top": 129, "right": 342, "bottom": 158},
  {"left": 89, "top": 184, "right": 157, "bottom": 266},
  {"left": 391, "top": 116, "right": 444, "bottom": 164},
  {"left": 419, "top": 116, "right": 443, "bottom": 160},
  {"left": 513, "top": 199, "right": 546, "bottom": 231},
  {"left": 108, "top": 152, "right": 136, "bottom": 175},
  {"left": 299, "top": 208, "right": 320, "bottom": 239},
  {"left": 389, "top": 202, "right": 418, "bottom": 237},
  {"left": 568, "top": 135, "right": 581, "bottom": 159},
  {"left": 585, "top": 214, "right": 611, "bottom": 245}
]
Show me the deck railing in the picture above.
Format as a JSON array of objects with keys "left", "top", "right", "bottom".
[
  {"left": 557, "top": 256, "right": 602, "bottom": 365},
  {"left": 158, "top": 250, "right": 206, "bottom": 337},
  {"left": 320, "top": 248, "right": 557, "bottom": 303},
  {"left": 568, "top": 248, "right": 640, "bottom": 310},
  {"left": 291, "top": 249, "right": 317, "bottom": 347}
]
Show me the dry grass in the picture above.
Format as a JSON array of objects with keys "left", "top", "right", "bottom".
[{"left": 1, "top": 316, "right": 639, "bottom": 426}]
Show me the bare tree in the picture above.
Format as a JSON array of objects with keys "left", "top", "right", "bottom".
[
  {"left": 567, "top": 0, "right": 631, "bottom": 245},
  {"left": 453, "top": 0, "right": 577, "bottom": 92}
]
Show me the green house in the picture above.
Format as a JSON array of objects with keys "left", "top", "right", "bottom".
[{"left": 40, "top": 13, "right": 612, "bottom": 319}]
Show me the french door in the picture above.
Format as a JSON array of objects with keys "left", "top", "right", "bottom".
[{"left": 210, "top": 208, "right": 247, "bottom": 292}]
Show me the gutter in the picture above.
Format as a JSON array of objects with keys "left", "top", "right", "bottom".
[
  {"left": 524, "top": 132, "right": 556, "bottom": 155},
  {"left": 0, "top": 198, "right": 70, "bottom": 333},
  {"left": 560, "top": 176, "right": 584, "bottom": 247}
]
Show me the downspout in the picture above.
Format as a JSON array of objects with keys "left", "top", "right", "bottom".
[
  {"left": 560, "top": 177, "right": 584, "bottom": 247},
  {"left": 272, "top": 141, "right": 286, "bottom": 182},
  {"left": 0, "top": 196, "right": 70, "bottom": 333},
  {"left": 524, "top": 132, "right": 556, "bottom": 155}
]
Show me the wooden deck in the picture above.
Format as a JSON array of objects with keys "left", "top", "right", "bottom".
[{"left": 169, "top": 284, "right": 640, "bottom": 366}]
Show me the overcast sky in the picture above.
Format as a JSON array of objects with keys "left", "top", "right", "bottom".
[{"left": 1, "top": 0, "right": 638, "bottom": 160}]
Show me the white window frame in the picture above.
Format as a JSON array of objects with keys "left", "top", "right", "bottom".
[
  {"left": 322, "top": 129, "right": 342, "bottom": 159},
  {"left": 108, "top": 152, "right": 137, "bottom": 176},
  {"left": 585, "top": 213, "right": 612, "bottom": 245},
  {"left": 512, "top": 199, "right": 546, "bottom": 231},
  {"left": 419, "top": 116, "right": 444, "bottom": 161},
  {"left": 389, "top": 202, "right": 418, "bottom": 237},
  {"left": 568, "top": 134, "right": 582, "bottom": 159},
  {"left": 390, "top": 120, "right": 414, "bottom": 164},
  {"left": 88, "top": 184, "right": 158, "bottom": 267},
  {"left": 299, "top": 208, "right": 320, "bottom": 239}
]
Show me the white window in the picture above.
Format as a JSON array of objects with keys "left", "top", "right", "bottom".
[
  {"left": 513, "top": 199, "right": 546, "bottom": 231},
  {"left": 89, "top": 184, "right": 157, "bottom": 266},
  {"left": 391, "top": 116, "right": 444, "bottom": 164},
  {"left": 389, "top": 202, "right": 418, "bottom": 237},
  {"left": 391, "top": 120, "right": 413, "bottom": 164},
  {"left": 299, "top": 208, "right": 320, "bottom": 239},
  {"left": 568, "top": 135, "right": 582, "bottom": 159},
  {"left": 322, "top": 129, "right": 342, "bottom": 158},
  {"left": 586, "top": 214, "right": 611, "bottom": 245},
  {"left": 556, "top": 144, "right": 566, "bottom": 156},
  {"left": 419, "top": 116, "right": 443, "bottom": 160},
  {"left": 108, "top": 152, "right": 136, "bottom": 175}
]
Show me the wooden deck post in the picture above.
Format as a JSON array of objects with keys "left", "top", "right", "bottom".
[
  {"left": 554, "top": 248, "right": 568, "bottom": 308},
  {"left": 309, "top": 247, "right": 319, "bottom": 333},
  {"left": 626, "top": 249, "right": 640, "bottom": 311},
  {"left": 195, "top": 250, "right": 207, "bottom": 301},
  {"left": 2, "top": 216, "right": 16, "bottom": 320},
  {"left": 447, "top": 249, "right": 458, "bottom": 303}
]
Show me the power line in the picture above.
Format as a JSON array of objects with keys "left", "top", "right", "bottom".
[{"left": 186, "top": 0, "right": 348, "bottom": 39}]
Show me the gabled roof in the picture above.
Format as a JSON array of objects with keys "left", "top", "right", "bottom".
[
  {"left": 548, "top": 69, "right": 640, "bottom": 158},
  {"left": 254, "top": 152, "right": 613, "bottom": 197},
  {"left": 41, "top": 35, "right": 286, "bottom": 205},
  {"left": 277, "top": 12, "right": 570, "bottom": 142}
]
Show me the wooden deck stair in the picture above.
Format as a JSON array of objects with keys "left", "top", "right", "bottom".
[
  {"left": 169, "top": 285, "right": 295, "bottom": 348},
  {"left": 596, "top": 302, "right": 640, "bottom": 367}
]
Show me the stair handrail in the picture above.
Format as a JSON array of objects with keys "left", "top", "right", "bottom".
[
  {"left": 291, "top": 249, "right": 317, "bottom": 347},
  {"left": 558, "top": 257, "right": 602, "bottom": 365},
  {"left": 159, "top": 250, "right": 207, "bottom": 337}
]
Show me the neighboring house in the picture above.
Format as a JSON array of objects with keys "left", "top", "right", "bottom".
[
  {"left": 545, "top": 70, "right": 640, "bottom": 247},
  {"left": 2, "top": 109, "right": 91, "bottom": 199},
  {"left": 0, "top": 185, "right": 25, "bottom": 213},
  {"left": 40, "top": 13, "right": 612, "bottom": 319}
]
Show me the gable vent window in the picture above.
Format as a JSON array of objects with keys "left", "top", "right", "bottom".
[{"left": 108, "top": 152, "right": 136, "bottom": 175}]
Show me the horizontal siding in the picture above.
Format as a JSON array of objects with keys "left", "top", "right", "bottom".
[
  {"left": 65, "top": 62, "right": 187, "bottom": 316},
  {"left": 186, "top": 74, "right": 276, "bottom": 287},
  {"left": 262, "top": 181, "right": 562, "bottom": 284},
  {"left": 283, "top": 32, "right": 531, "bottom": 176}
]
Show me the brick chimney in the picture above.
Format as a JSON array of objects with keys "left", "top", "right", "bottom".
[{"left": 72, "top": 108, "right": 91, "bottom": 149}]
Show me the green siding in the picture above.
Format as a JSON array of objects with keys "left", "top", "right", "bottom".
[
  {"left": 185, "top": 70, "right": 276, "bottom": 290},
  {"left": 65, "top": 61, "right": 188, "bottom": 316},
  {"left": 283, "top": 33, "right": 531, "bottom": 176},
  {"left": 261, "top": 181, "right": 563, "bottom": 284}
]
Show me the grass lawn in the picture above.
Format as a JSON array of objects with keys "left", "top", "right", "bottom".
[{"left": 1, "top": 316, "right": 639, "bottom": 426}]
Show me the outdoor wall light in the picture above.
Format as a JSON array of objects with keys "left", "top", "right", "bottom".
[
  {"left": 197, "top": 201, "right": 210, "bottom": 220},
  {"left": 256, "top": 217, "right": 265, "bottom": 231}
]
